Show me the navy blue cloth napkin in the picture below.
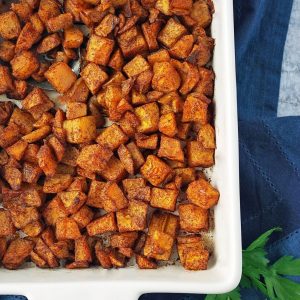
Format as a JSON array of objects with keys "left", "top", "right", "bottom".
[{"left": 1, "top": 1, "right": 299, "bottom": 300}]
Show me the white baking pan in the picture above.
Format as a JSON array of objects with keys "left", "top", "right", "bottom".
[{"left": 0, "top": 0, "right": 241, "bottom": 298}]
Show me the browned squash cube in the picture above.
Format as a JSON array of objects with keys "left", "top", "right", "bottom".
[
  {"left": 36, "top": 238, "right": 61, "bottom": 268},
  {"left": 0, "top": 66, "right": 14, "bottom": 94},
  {"left": 86, "top": 180, "right": 105, "bottom": 208},
  {"left": 182, "top": 93, "right": 210, "bottom": 124},
  {"left": 197, "top": 124, "right": 216, "bottom": 149},
  {"left": 117, "top": 26, "right": 148, "bottom": 58},
  {"left": 155, "top": 0, "right": 171, "bottom": 15},
  {"left": 2, "top": 165, "right": 22, "bottom": 190},
  {"left": 110, "top": 232, "right": 138, "bottom": 248},
  {"left": 135, "top": 133, "right": 158, "bottom": 150},
  {"left": 126, "top": 142, "right": 145, "bottom": 170},
  {"left": 43, "top": 174, "right": 73, "bottom": 193},
  {"left": 56, "top": 217, "right": 81, "bottom": 240},
  {"left": 191, "top": 0, "right": 212, "bottom": 28},
  {"left": 86, "top": 34, "right": 114, "bottom": 66},
  {"left": 123, "top": 55, "right": 150, "bottom": 78},
  {"left": 37, "top": 144, "right": 57, "bottom": 176},
  {"left": 141, "top": 155, "right": 172, "bottom": 186},
  {"left": 195, "top": 67, "right": 215, "bottom": 97},
  {"left": 147, "top": 49, "right": 170, "bottom": 65},
  {"left": 101, "top": 182, "right": 128, "bottom": 212},
  {"left": 66, "top": 102, "right": 87, "bottom": 120},
  {"left": 108, "top": 48, "right": 124, "bottom": 71},
  {"left": 63, "top": 116, "right": 97, "bottom": 143},
  {"left": 152, "top": 62, "right": 181, "bottom": 93},
  {"left": 187, "top": 140, "right": 214, "bottom": 167},
  {"left": 15, "top": 21, "right": 40, "bottom": 52},
  {"left": 174, "top": 168, "right": 195, "bottom": 186},
  {"left": 38, "top": 0, "right": 61, "bottom": 24},
  {"left": 20, "top": 186, "right": 44, "bottom": 207},
  {"left": 37, "top": 33, "right": 61, "bottom": 54},
  {"left": 71, "top": 205, "right": 94, "bottom": 229},
  {"left": 23, "top": 144, "right": 39, "bottom": 163},
  {"left": 47, "top": 12, "right": 73, "bottom": 32},
  {"left": 143, "top": 212, "right": 178, "bottom": 260},
  {"left": 87, "top": 212, "right": 117, "bottom": 236},
  {"left": 2, "top": 238, "right": 34, "bottom": 269},
  {"left": 81, "top": 63, "right": 108, "bottom": 95},
  {"left": 100, "top": 156, "right": 127, "bottom": 182},
  {"left": 30, "top": 251, "right": 48, "bottom": 268},
  {"left": 158, "top": 135, "right": 184, "bottom": 163},
  {"left": 0, "top": 238, "right": 7, "bottom": 260},
  {"left": 45, "top": 62, "right": 77, "bottom": 93},
  {"left": 11, "top": 51, "right": 39, "bottom": 80},
  {"left": 22, "top": 162, "right": 42, "bottom": 184},
  {"left": 117, "top": 144, "right": 134, "bottom": 175},
  {"left": 135, "top": 102, "right": 159, "bottom": 134},
  {"left": 177, "top": 235, "right": 209, "bottom": 270},
  {"left": 77, "top": 144, "right": 113, "bottom": 173},
  {"left": 59, "top": 191, "right": 86, "bottom": 214},
  {"left": 75, "top": 235, "right": 92, "bottom": 262},
  {"left": 94, "top": 13, "right": 119, "bottom": 37},
  {"left": 158, "top": 18, "right": 187, "bottom": 48},
  {"left": 178, "top": 203, "right": 208, "bottom": 232},
  {"left": 43, "top": 196, "right": 68, "bottom": 226},
  {"left": 150, "top": 187, "right": 178, "bottom": 211},
  {"left": 116, "top": 200, "right": 148, "bottom": 232},
  {"left": 158, "top": 112, "right": 177, "bottom": 137},
  {"left": 186, "top": 178, "right": 219, "bottom": 209},
  {"left": 136, "top": 254, "right": 157, "bottom": 269},
  {"left": 6, "top": 140, "right": 28, "bottom": 161},
  {"left": 0, "top": 209, "right": 16, "bottom": 237},
  {"left": 0, "top": 11, "right": 21, "bottom": 40},
  {"left": 0, "top": 41, "right": 15, "bottom": 62},
  {"left": 141, "top": 20, "right": 162, "bottom": 51},
  {"left": 63, "top": 26, "right": 83, "bottom": 48},
  {"left": 122, "top": 178, "right": 151, "bottom": 202},
  {"left": 23, "top": 220, "right": 43, "bottom": 237},
  {"left": 169, "top": 35, "right": 194, "bottom": 59},
  {"left": 11, "top": 0, "right": 32, "bottom": 22},
  {"left": 96, "top": 124, "right": 128, "bottom": 150},
  {"left": 22, "top": 126, "right": 51, "bottom": 143}
]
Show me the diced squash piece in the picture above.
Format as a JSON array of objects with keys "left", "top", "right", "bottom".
[
  {"left": 37, "top": 143, "right": 57, "bottom": 176},
  {"left": 187, "top": 140, "right": 214, "bottom": 167},
  {"left": 100, "top": 156, "right": 127, "bottom": 182},
  {"left": 35, "top": 238, "right": 59, "bottom": 268},
  {"left": 43, "top": 174, "right": 73, "bottom": 193},
  {"left": 158, "top": 112, "right": 177, "bottom": 137},
  {"left": 2, "top": 166, "right": 22, "bottom": 191},
  {"left": 195, "top": 67, "right": 215, "bottom": 97},
  {"left": 23, "top": 220, "right": 43, "bottom": 237},
  {"left": 43, "top": 196, "right": 68, "bottom": 225},
  {"left": 37, "top": 33, "right": 61, "bottom": 53},
  {"left": 31, "top": 250, "right": 48, "bottom": 268},
  {"left": 87, "top": 180, "right": 106, "bottom": 208},
  {"left": 47, "top": 12, "right": 73, "bottom": 32},
  {"left": 122, "top": 178, "right": 151, "bottom": 202},
  {"left": 6, "top": 140, "right": 28, "bottom": 161},
  {"left": 126, "top": 142, "right": 145, "bottom": 170},
  {"left": 63, "top": 26, "right": 83, "bottom": 48},
  {"left": 95, "top": 241, "right": 112, "bottom": 269},
  {"left": 186, "top": 178, "right": 219, "bottom": 209},
  {"left": 87, "top": 213, "right": 117, "bottom": 236},
  {"left": 22, "top": 162, "right": 42, "bottom": 184},
  {"left": 75, "top": 235, "right": 92, "bottom": 262},
  {"left": 94, "top": 13, "right": 119, "bottom": 37},
  {"left": 10, "top": 206, "right": 39, "bottom": 229},
  {"left": 136, "top": 254, "right": 157, "bottom": 269},
  {"left": 123, "top": 55, "right": 150, "bottom": 78},
  {"left": 197, "top": 124, "right": 216, "bottom": 149},
  {"left": 174, "top": 168, "right": 195, "bottom": 185},
  {"left": 0, "top": 209, "right": 16, "bottom": 237},
  {"left": 158, "top": 135, "right": 184, "bottom": 162},
  {"left": 135, "top": 133, "right": 158, "bottom": 149},
  {"left": 59, "top": 191, "right": 86, "bottom": 214},
  {"left": 191, "top": 0, "right": 212, "bottom": 28},
  {"left": 116, "top": 200, "right": 148, "bottom": 232},
  {"left": 117, "top": 144, "right": 134, "bottom": 175},
  {"left": 110, "top": 232, "right": 138, "bottom": 248},
  {"left": 66, "top": 102, "right": 87, "bottom": 120},
  {"left": 0, "top": 66, "right": 14, "bottom": 94},
  {"left": 0, "top": 41, "right": 15, "bottom": 62},
  {"left": 150, "top": 187, "right": 178, "bottom": 211},
  {"left": 0, "top": 123, "right": 21, "bottom": 148},
  {"left": 147, "top": 49, "right": 170, "bottom": 65},
  {"left": 108, "top": 48, "right": 124, "bottom": 71},
  {"left": 71, "top": 205, "right": 94, "bottom": 229},
  {"left": 135, "top": 102, "right": 159, "bottom": 134},
  {"left": 169, "top": 35, "right": 194, "bottom": 59},
  {"left": 56, "top": 217, "right": 81, "bottom": 240},
  {"left": 141, "top": 155, "right": 172, "bottom": 186},
  {"left": 101, "top": 182, "right": 128, "bottom": 212},
  {"left": 0, "top": 11, "right": 21, "bottom": 40}
]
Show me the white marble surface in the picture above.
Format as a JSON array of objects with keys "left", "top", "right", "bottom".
[{"left": 277, "top": 0, "right": 300, "bottom": 117}]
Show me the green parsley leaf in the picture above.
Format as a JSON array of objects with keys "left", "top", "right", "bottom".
[{"left": 272, "top": 256, "right": 300, "bottom": 276}]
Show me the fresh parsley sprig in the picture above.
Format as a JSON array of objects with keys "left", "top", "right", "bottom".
[{"left": 205, "top": 227, "right": 300, "bottom": 300}]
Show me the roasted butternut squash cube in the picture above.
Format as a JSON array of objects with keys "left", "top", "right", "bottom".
[
  {"left": 186, "top": 178, "right": 219, "bottom": 209},
  {"left": 95, "top": 242, "right": 112, "bottom": 269},
  {"left": 0, "top": 209, "right": 16, "bottom": 237},
  {"left": 45, "top": 62, "right": 77, "bottom": 93},
  {"left": 22, "top": 126, "right": 51, "bottom": 143},
  {"left": 0, "top": 41, "right": 15, "bottom": 62},
  {"left": 170, "top": 0, "right": 192, "bottom": 15},
  {"left": 182, "top": 93, "right": 210, "bottom": 124},
  {"left": 177, "top": 235, "right": 209, "bottom": 270},
  {"left": 123, "top": 55, "right": 150, "bottom": 78},
  {"left": 2, "top": 165, "right": 22, "bottom": 191},
  {"left": 108, "top": 249, "right": 126, "bottom": 268},
  {"left": 122, "top": 178, "right": 151, "bottom": 202},
  {"left": 101, "top": 156, "right": 127, "bottom": 182},
  {"left": 56, "top": 217, "right": 81, "bottom": 240},
  {"left": 136, "top": 254, "right": 157, "bottom": 269},
  {"left": 116, "top": 200, "right": 148, "bottom": 232},
  {"left": 77, "top": 144, "right": 113, "bottom": 173},
  {"left": 169, "top": 35, "right": 194, "bottom": 59},
  {"left": 126, "top": 142, "right": 145, "bottom": 170},
  {"left": 22, "top": 162, "right": 42, "bottom": 184},
  {"left": 66, "top": 102, "right": 87, "bottom": 120},
  {"left": 37, "top": 144, "right": 57, "bottom": 176},
  {"left": 86, "top": 180, "right": 105, "bottom": 208},
  {"left": 60, "top": 78, "right": 89, "bottom": 103},
  {"left": 61, "top": 146, "right": 79, "bottom": 167},
  {"left": 94, "top": 13, "right": 119, "bottom": 37},
  {"left": 48, "top": 136, "right": 65, "bottom": 162},
  {"left": 155, "top": 0, "right": 171, "bottom": 15},
  {"left": 158, "top": 112, "right": 177, "bottom": 137},
  {"left": 0, "top": 11, "right": 21, "bottom": 40},
  {"left": 141, "top": 20, "right": 162, "bottom": 51},
  {"left": 75, "top": 235, "right": 92, "bottom": 262},
  {"left": 158, "top": 18, "right": 186, "bottom": 48},
  {"left": 47, "top": 12, "right": 73, "bottom": 32},
  {"left": 117, "top": 26, "right": 148, "bottom": 58},
  {"left": 20, "top": 185, "right": 44, "bottom": 207},
  {"left": 43, "top": 196, "right": 68, "bottom": 225},
  {"left": 0, "top": 66, "right": 14, "bottom": 94},
  {"left": 87, "top": 212, "right": 117, "bottom": 236},
  {"left": 108, "top": 48, "right": 124, "bottom": 71},
  {"left": 101, "top": 182, "right": 128, "bottom": 212},
  {"left": 63, "top": 116, "right": 97, "bottom": 143},
  {"left": 195, "top": 67, "right": 215, "bottom": 97},
  {"left": 30, "top": 250, "right": 48, "bottom": 268},
  {"left": 144, "top": 212, "right": 178, "bottom": 260},
  {"left": 173, "top": 168, "right": 195, "bottom": 186},
  {"left": 150, "top": 187, "right": 178, "bottom": 211},
  {"left": 158, "top": 135, "right": 184, "bottom": 162},
  {"left": 147, "top": 49, "right": 170, "bottom": 66},
  {"left": 179, "top": 203, "right": 208, "bottom": 232},
  {"left": 6, "top": 140, "right": 28, "bottom": 161},
  {"left": 152, "top": 62, "right": 181, "bottom": 93},
  {"left": 135, "top": 133, "right": 158, "bottom": 150},
  {"left": 11, "top": 50, "right": 39, "bottom": 80},
  {"left": 37, "top": 33, "right": 61, "bottom": 54},
  {"left": 187, "top": 140, "right": 214, "bottom": 167},
  {"left": 23, "top": 144, "right": 39, "bottom": 163},
  {"left": 63, "top": 26, "right": 83, "bottom": 48},
  {"left": 197, "top": 124, "right": 216, "bottom": 149},
  {"left": 23, "top": 220, "right": 43, "bottom": 237},
  {"left": 96, "top": 124, "right": 128, "bottom": 150},
  {"left": 2, "top": 238, "right": 34, "bottom": 269},
  {"left": 71, "top": 205, "right": 94, "bottom": 229},
  {"left": 11, "top": 0, "right": 32, "bottom": 22},
  {"left": 117, "top": 144, "right": 134, "bottom": 175},
  {"left": 59, "top": 191, "right": 86, "bottom": 214},
  {"left": 15, "top": 21, "right": 41, "bottom": 52},
  {"left": 191, "top": 0, "right": 212, "bottom": 28},
  {"left": 0, "top": 123, "right": 21, "bottom": 148},
  {"left": 81, "top": 63, "right": 108, "bottom": 95},
  {"left": 86, "top": 35, "right": 114, "bottom": 66},
  {"left": 187, "top": 42, "right": 212, "bottom": 67},
  {"left": 38, "top": 0, "right": 61, "bottom": 24},
  {"left": 119, "top": 111, "right": 140, "bottom": 137},
  {"left": 110, "top": 232, "right": 138, "bottom": 248},
  {"left": 43, "top": 174, "right": 73, "bottom": 193},
  {"left": 135, "top": 102, "right": 159, "bottom": 134},
  {"left": 10, "top": 206, "right": 39, "bottom": 229},
  {"left": 141, "top": 155, "right": 172, "bottom": 186},
  {"left": 67, "top": 176, "right": 87, "bottom": 192}
]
